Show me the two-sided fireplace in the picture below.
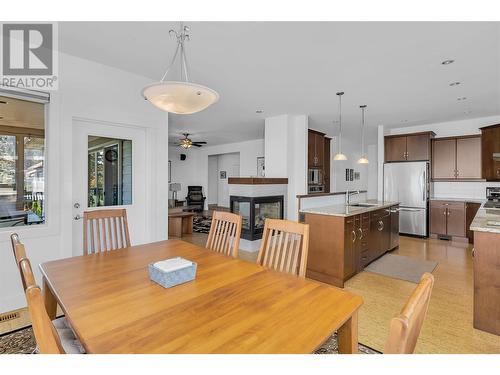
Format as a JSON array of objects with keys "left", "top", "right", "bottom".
[{"left": 230, "top": 195, "right": 284, "bottom": 241}]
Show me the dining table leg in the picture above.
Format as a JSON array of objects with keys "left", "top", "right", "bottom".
[
  {"left": 337, "top": 310, "right": 358, "bottom": 354},
  {"left": 42, "top": 276, "right": 57, "bottom": 320}
]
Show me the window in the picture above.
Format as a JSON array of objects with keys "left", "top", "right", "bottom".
[
  {"left": 88, "top": 136, "right": 132, "bottom": 207},
  {"left": 0, "top": 95, "right": 45, "bottom": 228}
]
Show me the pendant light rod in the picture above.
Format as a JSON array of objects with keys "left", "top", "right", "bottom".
[
  {"left": 360, "top": 104, "right": 367, "bottom": 155},
  {"left": 160, "top": 22, "right": 191, "bottom": 83},
  {"left": 337, "top": 91, "right": 344, "bottom": 153}
]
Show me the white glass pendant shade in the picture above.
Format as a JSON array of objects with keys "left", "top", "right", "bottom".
[
  {"left": 334, "top": 153, "right": 348, "bottom": 161},
  {"left": 142, "top": 81, "right": 219, "bottom": 114},
  {"left": 357, "top": 156, "right": 369, "bottom": 164},
  {"left": 333, "top": 92, "right": 347, "bottom": 161}
]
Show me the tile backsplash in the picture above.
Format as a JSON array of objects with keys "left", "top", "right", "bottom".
[{"left": 433, "top": 181, "right": 500, "bottom": 200}]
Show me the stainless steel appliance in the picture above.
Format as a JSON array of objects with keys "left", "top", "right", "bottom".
[
  {"left": 308, "top": 168, "right": 323, "bottom": 185},
  {"left": 484, "top": 186, "right": 500, "bottom": 208},
  {"left": 384, "top": 162, "right": 429, "bottom": 237}
]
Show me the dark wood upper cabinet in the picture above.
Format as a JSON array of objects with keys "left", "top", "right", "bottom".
[
  {"left": 406, "top": 134, "right": 431, "bottom": 161},
  {"left": 456, "top": 136, "right": 482, "bottom": 179},
  {"left": 385, "top": 136, "right": 407, "bottom": 162},
  {"left": 432, "top": 139, "right": 457, "bottom": 179},
  {"left": 432, "top": 135, "right": 482, "bottom": 181},
  {"left": 480, "top": 124, "right": 500, "bottom": 181},
  {"left": 308, "top": 130, "right": 325, "bottom": 168},
  {"left": 385, "top": 132, "right": 434, "bottom": 162}
]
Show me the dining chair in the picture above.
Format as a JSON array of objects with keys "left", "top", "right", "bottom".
[
  {"left": 83, "top": 208, "right": 131, "bottom": 254},
  {"left": 257, "top": 219, "right": 310, "bottom": 277},
  {"left": 10, "top": 233, "right": 85, "bottom": 354},
  {"left": 384, "top": 272, "right": 435, "bottom": 354},
  {"left": 206, "top": 211, "right": 242, "bottom": 258}
]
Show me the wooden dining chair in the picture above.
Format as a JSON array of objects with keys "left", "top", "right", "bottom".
[
  {"left": 83, "top": 209, "right": 131, "bottom": 254},
  {"left": 384, "top": 272, "right": 435, "bottom": 354},
  {"left": 206, "top": 211, "right": 243, "bottom": 258},
  {"left": 10, "top": 234, "right": 84, "bottom": 354},
  {"left": 257, "top": 219, "right": 310, "bottom": 277}
]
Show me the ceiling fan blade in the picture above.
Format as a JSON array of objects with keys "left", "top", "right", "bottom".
[
  {"left": 191, "top": 143, "right": 203, "bottom": 147},
  {"left": 191, "top": 141, "right": 207, "bottom": 144}
]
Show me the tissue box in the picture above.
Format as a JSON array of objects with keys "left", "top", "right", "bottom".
[{"left": 148, "top": 257, "right": 197, "bottom": 288}]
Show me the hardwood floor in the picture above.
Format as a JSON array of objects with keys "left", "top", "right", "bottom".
[{"left": 182, "top": 233, "right": 500, "bottom": 354}]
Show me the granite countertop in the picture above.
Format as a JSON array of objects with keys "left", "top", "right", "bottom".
[
  {"left": 431, "top": 197, "right": 485, "bottom": 204},
  {"left": 300, "top": 200, "right": 399, "bottom": 217},
  {"left": 470, "top": 205, "right": 500, "bottom": 234}
]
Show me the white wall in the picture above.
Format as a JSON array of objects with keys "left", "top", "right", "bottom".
[
  {"left": 0, "top": 52, "right": 169, "bottom": 313},
  {"left": 207, "top": 155, "right": 218, "bottom": 205},
  {"left": 216, "top": 152, "right": 240, "bottom": 207},
  {"left": 168, "top": 139, "right": 264, "bottom": 207},
  {"left": 388, "top": 115, "right": 500, "bottom": 199},
  {"left": 265, "top": 115, "right": 308, "bottom": 220}
]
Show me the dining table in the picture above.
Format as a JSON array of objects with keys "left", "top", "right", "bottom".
[{"left": 39, "top": 239, "right": 363, "bottom": 354}]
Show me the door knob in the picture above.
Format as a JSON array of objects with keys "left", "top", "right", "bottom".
[
  {"left": 74, "top": 203, "right": 80, "bottom": 209},
  {"left": 74, "top": 214, "right": 82, "bottom": 220}
]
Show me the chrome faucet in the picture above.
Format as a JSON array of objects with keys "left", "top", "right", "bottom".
[{"left": 345, "top": 190, "right": 362, "bottom": 205}]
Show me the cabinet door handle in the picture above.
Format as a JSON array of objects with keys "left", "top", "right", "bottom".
[
  {"left": 471, "top": 248, "right": 475, "bottom": 258},
  {"left": 378, "top": 220, "right": 384, "bottom": 231},
  {"left": 352, "top": 230, "right": 357, "bottom": 243},
  {"left": 358, "top": 227, "right": 363, "bottom": 240}
]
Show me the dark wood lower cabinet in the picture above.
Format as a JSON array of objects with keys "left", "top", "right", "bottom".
[
  {"left": 473, "top": 231, "right": 500, "bottom": 335},
  {"left": 304, "top": 205, "right": 399, "bottom": 288},
  {"left": 430, "top": 200, "right": 481, "bottom": 243}
]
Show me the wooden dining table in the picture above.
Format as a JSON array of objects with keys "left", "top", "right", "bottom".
[{"left": 39, "top": 239, "right": 363, "bottom": 354}]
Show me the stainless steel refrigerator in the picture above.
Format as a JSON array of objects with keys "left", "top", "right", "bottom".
[{"left": 383, "top": 161, "right": 429, "bottom": 237}]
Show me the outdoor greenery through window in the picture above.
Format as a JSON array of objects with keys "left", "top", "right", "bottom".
[
  {"left": 0, "top": 95, "right": 45, "bottom": 228},
  {"left": 88, "top": 136, "right": 132, "bottom": 207}
]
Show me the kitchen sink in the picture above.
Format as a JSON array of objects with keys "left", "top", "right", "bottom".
[{"left": 349, "top": 202, "right": 378, "bottom": 207}]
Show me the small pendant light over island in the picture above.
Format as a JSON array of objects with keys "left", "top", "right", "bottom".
[{"left": 333, "top": 91, "right": 347, "bottom": 161}]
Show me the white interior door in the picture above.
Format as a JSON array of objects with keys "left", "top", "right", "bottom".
[{"left": 71, "top": 119, "right": 147, "bottom": 255}]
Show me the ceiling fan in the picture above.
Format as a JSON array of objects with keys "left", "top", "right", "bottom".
[{"left": 175, "top": 133, "right": 207, "bottom": 149}]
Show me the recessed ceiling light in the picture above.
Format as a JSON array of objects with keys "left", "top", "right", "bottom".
[
  {"left": 464, "top": 110, "right": 471, "bottom": 114},
  {"left": 457, "top": 97, "right": 467, "bottom": 101},
  {"left": 449, "top": 82, "right": 461, "bottom": 86},
  {"left": 441, "top": 59, "right": 455, "bottom": 65},
  {"left": 256, "top": 109, "right": 264, "bottom": 114},
  {"left": 401, "top": 120, "right": 408, "bottom": 123}
]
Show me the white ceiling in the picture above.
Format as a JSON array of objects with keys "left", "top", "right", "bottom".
[{"left": 59, "top": 22, "right": 500, "bottom": 146}]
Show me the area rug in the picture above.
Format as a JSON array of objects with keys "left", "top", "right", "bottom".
[
  {"left": 0, "top": 326, "right": 379, "bottom": 354},
  {"left": 364, "top": 253, "right": 437, "bottom": 283},
  {"left": 193, "top": 215, "right": 212, "bottom": 234}
]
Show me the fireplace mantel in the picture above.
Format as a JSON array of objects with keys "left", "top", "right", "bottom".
[{"left": 228, "top": 177, "right": 288, "bottom": 185}]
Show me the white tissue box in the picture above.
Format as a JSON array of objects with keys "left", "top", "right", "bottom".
[{"left": 148, "top": 257, "right": 197, "bottom": 288}]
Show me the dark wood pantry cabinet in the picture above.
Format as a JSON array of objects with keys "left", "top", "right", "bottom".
[{"left": 480, "top": 124, "right": 500, "bottom": 181}]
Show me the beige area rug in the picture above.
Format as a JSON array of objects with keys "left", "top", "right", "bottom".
[{"left": 364, "top": 254, "right": 437, "bottom": 283}]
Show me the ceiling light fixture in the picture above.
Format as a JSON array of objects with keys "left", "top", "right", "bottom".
[
  {"left": 441, "top": 59, "right": 455, "bottom": 65},
  {"left": 256, "top": 109, "right": 264, "bottom": 114},
  {"left": 457, "top": 97, "right": 467, "bottom": 101},
  {"left": 358, "top": 105, "right": 369, "bottom": 164},
  {"left": 449, "top": 82, "right": 461, "bottom": 86},
  {"left": 142, "top": 23, "right": 219, "bottom": 114},
  {"left": 333, "top": 92, "right": 347, "bottom": 161}
]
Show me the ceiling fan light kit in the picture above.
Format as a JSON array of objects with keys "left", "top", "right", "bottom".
[
  {"left": 142, "top": 23, "right": 219, "bottom": 114},
  {"left": 176, "top": 133, "right": 207, "bottom": 149}
]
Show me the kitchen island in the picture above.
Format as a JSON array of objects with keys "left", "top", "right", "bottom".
[
  {"left": 470, "top": 207, "right": 500, "bottom": 336},
  {"left": 301, "top": 200, "right": 399, "bottom": 288}
]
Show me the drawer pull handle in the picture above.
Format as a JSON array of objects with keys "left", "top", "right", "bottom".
[
  {"left": 352, "top": 230, "right": 357, "bottom": 243},
  {"left": 358, "top": 227, "right": 363, "bottom": 240}
]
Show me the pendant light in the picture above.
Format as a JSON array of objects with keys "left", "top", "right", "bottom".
[
  {"left": 333, "top": 91, "right": 347, "bottom": 161},
  {"left": 142, "top": 23, "right": 219, "bottom": 114},
  {"left": 358, "top": 105, "right": 369, "bottom": 164}
]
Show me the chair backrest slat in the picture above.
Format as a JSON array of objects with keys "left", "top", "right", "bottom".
[
  {"left": 257, "top": 219, "right": 310, "bottom": 277},
  {"left": 384, "top": 273, "right": 435, "bottom": 354},
  {"left": 10, "top": 233, "right": 65, "bottom": 354},
  {"left": 206, "top": 211, "right": 242, "bottom": 258},
  {"left": 83, "top": 209, "right": 131, "bottom": 255}
]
